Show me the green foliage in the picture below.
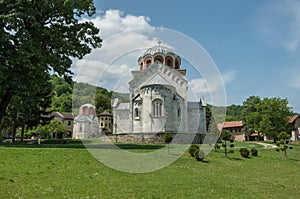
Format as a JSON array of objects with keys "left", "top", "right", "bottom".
[
  {"left": 239, "top": 148, "right": 250, "bottom": 158},
  {"left": 194, "top": 149, "right": 205, "bottom": 161},
  {"left": 164, "top": 132, "right": 173, "bottom": 155},
  {"left": 220, "top": 130, "right": 234, "bottom": 158},
  {"left": 164, "top": 132, "right": 173, "bottom": 144},
  {"left": 241, "top": 96, "right": 292, "bottom": 140},
  {"left": 188, "top": 144, "right": 199, "bottom": 157},
  {"left": 0, "top": 0, "right": 102, "bottom": 126},
  {"left": 34, "top": 120, "right": 67, "bottom": 139},
  {"left": 276, "top": 132, "right": 292, "bottom": 159},
  {"left": 214, "top": 144, "right": 221, "bottom": 152},
  {"left": 250, "top": 148, "right": 258, "bottom": 156},
  {"left": 228, "top": 150, "right": 234, "bottom": 154}
]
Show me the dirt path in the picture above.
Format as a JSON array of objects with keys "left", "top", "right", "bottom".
[{"left": 254, "top": 142, "right": 278, "bottom": 148}]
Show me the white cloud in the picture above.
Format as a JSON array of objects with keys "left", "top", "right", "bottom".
[
  {"left": 188, "top": 70, "right": 236, "bottom": 103},
  {"left": 257, "top": 0, "right": 300, "bottom": 51},
  {"left": 73, "top": 9, "right": 158, "bottom": 90}
]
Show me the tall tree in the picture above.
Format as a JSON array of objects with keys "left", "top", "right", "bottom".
[{"left": 0, "top": 0, "right": 102, "bottom": 124}]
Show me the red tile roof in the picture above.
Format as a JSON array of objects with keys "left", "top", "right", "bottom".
[
  {"left": 223, "top": 121, "right": 244, "bottom": 128},
  {"left": 288, "top": 115, "right": 298, "bottom": 124},
  {"left": 52, "top": 112, "right": 75, "bottom": 120}
]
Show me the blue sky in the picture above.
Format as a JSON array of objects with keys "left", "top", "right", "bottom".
[{"left": 74, "top": 0, "right": 300, "bottom": 112}]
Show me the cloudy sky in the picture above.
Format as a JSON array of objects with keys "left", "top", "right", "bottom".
[{"left": 73, "top": 0, "right": 300, "bottom": 112}]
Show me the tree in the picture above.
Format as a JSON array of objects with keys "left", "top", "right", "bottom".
[
  {"left": 276, "top": 132, "right": 292, "bottom": 159},
  {"left": 0, "top": 0, "right": 102, "bottom": 124},
  {"left": 241, "top": 96, "right": 292, "bottom": 141},
  {"left": 220, "top": 130, "right": 233, "bottom": 158},
  {"left": 242, "top": 96, "right": 262, "bottom": 133},
  {"left": 164, "top": 132, "right": 173, "bottom": 155},
  {"left": 258, "top": 98, "right": 292, "bottom": 141},
  {"left": 1, "top": 76, "right": 53, "bottom": 142}
]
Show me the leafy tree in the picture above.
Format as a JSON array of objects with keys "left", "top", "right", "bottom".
[
  {"left": 164, "top": 132, "right": 173, "bottom": 155},
  {"left": 226, "top": 104, "right": 243, "bottom": 121},
  {"left": 0, "top": 0, "right": 102, "bottom": 124},
  {"left": 242, "top": 96, "right": 262, "bottom": 133},
  {"left": 241, "top": 96, "right": 292, "bottom": 141},
  {"left": 1, "top": 77, "right": 53, "bottom": 142},
  {"left": 258, "top": 98, "right": 292, "bottom": 141}
]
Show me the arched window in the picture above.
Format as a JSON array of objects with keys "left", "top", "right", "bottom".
[
  {"left": 165, "top": 57, "right": 173, "bottom": 67},
  {"left": 152, "top": 99, "right": 163, "bottom": 117},
  {"left": 134, "top": 108, "right": 139, "bottom": 119},
  {"left": 146, "top": 59, "right": 151, "bottom": 67},
  {"left": 154, "top": 56, "right": 163, "bottom": 63}
]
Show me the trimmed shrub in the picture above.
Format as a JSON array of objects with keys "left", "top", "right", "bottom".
[
  {"left": 275, "top": 148, "right": 280, "bottom": 152},
  {"left": 214, "top": 144, "right": 221, "bottom": 152},
  {"left": 188, "top": 144, "right": 199, "bottom": 157},
  {"left": 230, "top": 144, "right": 234, "bottom": 148},
  {"left": 194, "top": 149, "right": 205, "bottom": 161},
  {"left": 250, "top": 148, "right": 258, "bottom": 156},
  {"left": 289, "top": 146, "right": 293, "bottom": 149},
  {"left": 229, "top": 149, "right": 234, "bottom": 154},
  {"left": 239, "top": 148, "right": 250, "bottom": 158}
]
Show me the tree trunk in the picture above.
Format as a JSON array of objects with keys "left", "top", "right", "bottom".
[
  {"left": 224, "top": 140, "right": 227, "bottom": 158},
  {"left": 0, "top": 91, "right": 13, "bottom": 124},
  {"left": 20, "top": 123, "right": 25, "bottom": 142},
  {"left": 12, "top": 123, "right": 17, "bottom": 143}
]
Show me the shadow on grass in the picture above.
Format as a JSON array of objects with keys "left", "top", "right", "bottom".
[
  {"left": 229, "top": 157, "right": 244, "bottom": 161},
  {"left": 0, "top": 140, "right": 165, "bottom": 150},
  {"left": 288, "top": 158, "right": 300, "bottom": 162}
]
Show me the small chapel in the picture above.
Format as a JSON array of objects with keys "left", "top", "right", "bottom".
[{"left": 112, "top": 43, "right": 206, "bottom": 135}]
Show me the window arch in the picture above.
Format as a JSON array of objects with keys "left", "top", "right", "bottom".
[
  {"left": 154, "top": 55, "right": 163, "bottom": 63},
  {"left": 134, "top": 108, "right": 139, "bottom": 119},
  {"left": 152, "top": 99, "right": 163, "bottom": 117},
  {"left": 146, "top": 59, "right": 152, "bottom": 67},
  {"left": 165, "top": 56, "right": 173, "bottom": 67}
]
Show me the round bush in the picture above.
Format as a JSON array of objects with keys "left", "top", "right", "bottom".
[
  {"left": 194, "top": 149, "right": 205, "bottom": 161},
  {"left": 230, "top": 144, "right": 234, "bottom": 148},
  {"left": 275, "top": 148, "right": 280, "bottom": 152},
  {"left": 289, "top": 146, "right": 293, "bottom": 149},
  {"left": 239, "top": 148, "right": 250, "bottom": 158},
  {"left": 188, "top": 144, "right": 199, "bottom": 157},
  {"left": 250, "top": 148, "right": 258, "bottom": 156},
  {"left": 229, "top": 149, "right": 234, "bottom": 154}
]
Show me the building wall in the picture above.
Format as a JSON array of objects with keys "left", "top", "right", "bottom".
[
  {"left": 113, "top": 109, "right": 131, "bottom": 134},
  {"left": 188, "top": 107, "right": 206, "bottom": 133}
]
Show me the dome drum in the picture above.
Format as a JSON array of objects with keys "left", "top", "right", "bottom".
[{"left": 138, "top": 45, "right": 181, "bottom": 71}]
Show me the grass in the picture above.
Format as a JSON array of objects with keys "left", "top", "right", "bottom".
[{"left": 1, "top": 141, "right": 300, "bottom": 198}]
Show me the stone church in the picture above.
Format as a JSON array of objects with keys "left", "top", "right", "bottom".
[{"left": 112, "top": 43, "right": 206, "bottom": 135}]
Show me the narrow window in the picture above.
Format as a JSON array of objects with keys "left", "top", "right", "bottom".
[
  {"left": 134, "top": 108, "right": 139, "bottom": 118},
  {"left": 152, "top": 99, "right": 163, "bottom": 117}
]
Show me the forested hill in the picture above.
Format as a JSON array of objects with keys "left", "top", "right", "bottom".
[{"left": 50, "top": 75, "right": 129, "bottom": 114}]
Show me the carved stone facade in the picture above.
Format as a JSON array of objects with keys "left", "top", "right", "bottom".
[{"left": 112, "top": 44, "right": 206, "bottom": 134}]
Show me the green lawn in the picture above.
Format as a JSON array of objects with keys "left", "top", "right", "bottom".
[{"left": 1, "top": 141, "right": 300, "bottom": 198}]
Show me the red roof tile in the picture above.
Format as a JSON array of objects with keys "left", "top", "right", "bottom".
[
  {"left": 223, "top": 121, "right": 243, "bottom": 128},
  {"left": 288, "top": 115, "right": 298, "bottom": 124}
]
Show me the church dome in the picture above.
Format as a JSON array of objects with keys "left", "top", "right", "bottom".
[
  {"left": 138, "top": 42, "right": 181, "bottom": 71},
  {"left": 143, "top": 45, "right": 173, "bottom": 56}
]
